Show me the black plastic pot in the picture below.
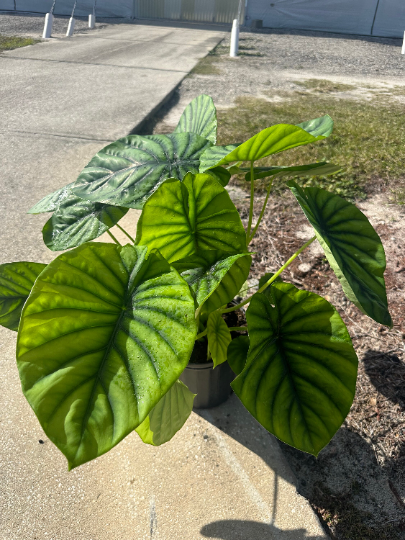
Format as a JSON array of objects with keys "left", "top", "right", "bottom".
[{"left": 179, "top": 361, "right": 235, "bottom": 409}]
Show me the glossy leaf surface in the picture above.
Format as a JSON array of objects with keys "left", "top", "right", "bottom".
[
  {"left": 43, "top": 193, "right": 128, "bottom": 251},
  {"left": 73, "top": 133, "right": 212, "bottom": 209},
  {"left": 136, "top": 380, "right": 195, "bottom": 446},
  {"left": 28, "top": 182, "right": 75, "bottom": 214},
  {"left": 243, "top": 162, "right": 341, "bottom": 182},
  {"left": 172, "top": 250, "right": 251, "bottom": 313},
  {"left": 0, "top": 262, "right": 46, "bottom": 331},
  {"left": 200, "top": 116, "right": 333, "bottom": 171},
  {"left": 232, "top": 283, "right": 358, "bottom": 455},
  {"left": 174, "top": 94, "right": 217, "bottom": 144},
  {"left": 136, "top": 173, "right": 247, "bottom": 263},
  {"left": 227, "top": 335, "right": 250, "bottom": 376},
  {"left": 207, "top": 311, "right": 232, "bottom": 368},
  {"left": 17, "top": 243, "right": 197, "bottom": 469},
  {"left": 288, "top": 181, "right": 392, "bottom": 327}
]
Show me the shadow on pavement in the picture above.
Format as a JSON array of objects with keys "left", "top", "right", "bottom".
[{"left": 200, "top": 520, "right": 325, "bottom": 539}]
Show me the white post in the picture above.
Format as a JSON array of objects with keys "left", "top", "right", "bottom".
[
  {"left": 89, "top": 13, "right": 95, "bottom": 29},
  {"left": 66, "top": 17, "right": 75, "bottom": 36},
  {"left": 402, "top": 31, "right": 405, "bottom": 55},
  {"left": 42, "top": 12, "right": 54, "bottom": 39},
  {"left": 230, "top": 19, "right": 239, "bottom": 57}
]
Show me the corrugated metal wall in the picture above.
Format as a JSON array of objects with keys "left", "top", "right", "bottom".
[{"left": 135, "top": 0, "right": 242, "bottom": 24}]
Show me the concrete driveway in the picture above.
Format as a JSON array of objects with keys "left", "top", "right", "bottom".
[{"left": 0, "top": 22, "right": 326, "bottom": 539}]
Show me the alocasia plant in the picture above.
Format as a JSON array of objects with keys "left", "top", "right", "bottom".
[{"left": 1, "top": 94, "right": 392, "bottom": 469}]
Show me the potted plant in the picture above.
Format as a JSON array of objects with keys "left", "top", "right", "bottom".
[{"left": 0, "top": 95, "right": 391, "bottom": 468}]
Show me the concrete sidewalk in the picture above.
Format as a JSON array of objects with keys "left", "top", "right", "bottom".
[{"left": 0, "top": 23, "right": 327, "bottom": 539}]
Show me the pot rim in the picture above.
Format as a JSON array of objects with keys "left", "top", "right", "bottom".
[{"left": 185, "top": 361, "right": 214, "bottom": 370}]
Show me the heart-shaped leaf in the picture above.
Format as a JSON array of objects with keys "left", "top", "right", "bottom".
[
  {"left": 227, "top": 335, "right": 250, "bottom": 375},
  {"left": 200, "top": 116, "right": 333, "bottom": 171},
  {"left": 136, "top": 380, "right": 195, "bottom": 446},
  {"left": 243, "top": 162, "right": 341, "bottom": 182},
  {"left": 232, "top": 282, "right": 358, "bottom": 456},
  {"left": 207, "top": 166, "right": 231, "bottom": 187},
  {"left": 0, "top": 262, "right": 46, "bottom": 331},
  {"left": 42, "top": 193, "right": 128, "bottom": 251},
  {"left": 136, "top": 173, "right": 247, "bottom": 263},
  {"left": 199, "top": 144, "right": 239, "bottom": 172},
  {"left": 28, "top": 182, "right": 75, "bottom": 214},
  {"left": 207, "top": 311, "right": 232, "bottom": 368},
  {"left": 288, "top": 181, "right": 392, "bottom": 327},
  {"left": 72, "top": 133, "right": 212, "bottom": 209},
  {"left": 17, "top": 243, "right": 197, "bottom": 469},
  {"left": 172, "top": 250, "right": 251, "bottom": 313},
  {"left": 174, "top": 94, "right": 217, "bottom": 144}
]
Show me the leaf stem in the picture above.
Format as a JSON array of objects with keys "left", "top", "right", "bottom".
[
  {"left": 107, "top": 229, "right": 122, "bottom": 246},
  {"left": 248, "top": 179, "right": 273, "bottom": 244},
  {"left": 227, "top": 326, "right": 248, "bottom": 332},
  {"left": 196, "top": 329, "right": 207, "bottom": 340},
  {"left": 115, "top": 223, "right": 135, "bottom": 243},
  {"left": 246, "top": 161, "right": 255, "bottom": 241},
  {"left": 220, "top": 235, "right": 317, "bottom": 314}
]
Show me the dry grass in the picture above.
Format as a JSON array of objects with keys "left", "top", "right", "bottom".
[{"left": 217, "top": 94, "right": 405, "bottom": 201}]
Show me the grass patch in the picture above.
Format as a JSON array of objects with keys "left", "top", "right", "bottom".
[
  {"left": 294, "top": 78, "right": 356, "bottom": 93},
  {"left": 0, "top": 34, "right": 39, "bottom": 53},
  {"left": 217, "top": 93, "right": 405, "bottom": 200},
  {"left": 188, "top": 42, "right": 225, "bottom": 77}
]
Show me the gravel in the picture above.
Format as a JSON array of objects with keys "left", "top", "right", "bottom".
[{"left": 0, "top": 12, "right": 121, "bottom": 38}]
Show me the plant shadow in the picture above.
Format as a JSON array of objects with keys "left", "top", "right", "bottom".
[
  {"left": 363, "top": 348, "right": 405, "bottom": 411},
  {"left": 201, "top": 520, "right": 325, "bottom": 539}
]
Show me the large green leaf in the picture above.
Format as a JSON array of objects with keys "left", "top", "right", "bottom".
[
  {"left": 42, "top": 193, "right": 128, "bottom": 251},
  {"left": 199, "top": 144, "right": 239, "bottom": 172},
  {"left": 17, "top": 243, "right": 197, "bottom": 469},
  {"left": 136, "top": 173, "right": 247, "bottom": 263},
  {"left": 207, "top": 311, "right": 232, "bottom": 368},
  {"left": 28, "top": 182, "right": 75, "bottom": 214},
  {"left": 72, "top": 133, "right": 212, "bottom": 209},
  {"left": 174, "top": 94, "right": 217, "bottom": 145},
  {"left": 199, "top": 116, "right": 333, "bottom": 171},
  {"left": 288, "top": 181, "right": 392, "bottom": 327},
  {"left": 227, "top": 335, "right": 250, "bottom": 375},
  {"left": 0, "top": 262, "right": 46, "bottom": 331},
  {"left": 207, "top": 166, "right": 231, "bottom": 187},
  {"left": 232, "top": 283, "right": 358, "bottom": 456},
  {"left": 172, "top": 250, "right": 251, "bottom": 314},
  {"left": 136, "top": 380, "right": 195, "bottom": 446},
  {"left": 242, "top": 162, "right": 341, "bottom": 182}
]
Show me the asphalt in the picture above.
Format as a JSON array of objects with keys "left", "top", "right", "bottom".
[{"left": 0, "top": 22, "right": 327, "bottom": 539}]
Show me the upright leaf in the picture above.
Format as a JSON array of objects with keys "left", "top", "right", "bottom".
[
  {"left": 207, "top": 311, "right": 232, "bottom": 368},
  {"left": 28, "top": 182, "right": 75, "bottom": 214},
  {"left": 288, "top": 181, "right": 392, "bottom": 327},
  {"left": 200, "top": 116, "right": 333, "bottom": 171},
  {"left": 17, "top": 243, "right": 196, "bottom": 469},
  {"left": 232, "top": 283, "right": 358, "bottom": 456},
  {"left": 42, "top": 193, "right": 128, "bottom": 251},
  {"left": 0, "top": 262, "right": 46, "bottom": 331},
  {"left": 136, "top": 173, "right": 247, "bottom": 263},
  {"left": 172, "top": 250, "right": 252, "bottom": 314},
  {"left": 243, "top": 162, "right": 341, "bottom": 182},
  {"left": 72, "top": 133, "right": 212, "bottom": 209},
  {"left": 174, "top": 94, "right": 217, "bottom": 144},
  {"left": 227, "top": 335, "right": 250, "bottom": 376},
  {"left": 136, "top": 380, "right": 195, "bottom": 446}
]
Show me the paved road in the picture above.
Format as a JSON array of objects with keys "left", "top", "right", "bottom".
[{"left": 0, "top": 23, "right": 326, "bottom": 539}]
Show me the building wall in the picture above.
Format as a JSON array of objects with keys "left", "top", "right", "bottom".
[{"left": 246, "top": 0, "right": 404, "bottom": 38}]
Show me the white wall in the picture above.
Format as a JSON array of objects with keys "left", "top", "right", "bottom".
[
  {"left": 372, "top": 0, "right": 405, "bottom": 38},
  {"left": 246, "top": 0, "right": 404, "bottom": 38}
]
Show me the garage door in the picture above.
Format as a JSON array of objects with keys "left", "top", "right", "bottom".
[{"left": 135, "top": 0, "right": 243, "bottom": 24}]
